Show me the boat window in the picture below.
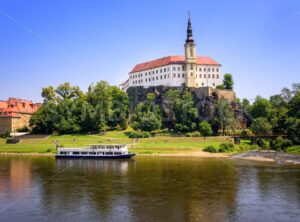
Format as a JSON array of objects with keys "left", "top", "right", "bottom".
[
  {"left": 106, "top": 152, "right": 113, "bottom": 155},
  {"left": 81, "top": 152, "right": 88, "bottom": 155},
  {"left": 115, "top": 152, "right": 122, "bottom": 155},
  {"left": 88, "top": 152, "right": 96, "bottom": 155},
  {"left": 60, "top": 151, "right": 66, "bottom": 155},
  {"left": 73, "top": 152, "right": 80, "bottom": 155}
]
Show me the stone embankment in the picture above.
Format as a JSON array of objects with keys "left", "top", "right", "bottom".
[{"left": 231, "top": 150, "right": 300, "bottom": 164}]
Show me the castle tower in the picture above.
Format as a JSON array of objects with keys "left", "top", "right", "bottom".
[{"left": 184, "top": 13, "right": 197, "bottom": 88}]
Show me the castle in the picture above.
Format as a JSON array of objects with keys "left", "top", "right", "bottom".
[
  {"left": 0, "top": 98, "right": 41, "bottom": 134},
  {"left": 120, "top": 16, "right": 223, "bottom": 91}
]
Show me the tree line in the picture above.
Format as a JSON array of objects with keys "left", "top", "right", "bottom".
[{"left": 30, "top": 79, "right": 300, "bottom": 146}]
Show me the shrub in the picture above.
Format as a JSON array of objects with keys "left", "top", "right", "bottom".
[
  {"left": 240, "top": 130, "right": 248, "bottom": 136},
  {"left": 257, "top": 139, "right": 267, "bottom": 148},
  {"left": 46, "top": 148, "right": 52, "bottom": 153},
  {"left": 203, "top": 145, "right": 219, "bottom": 153},
  {"left": 219, "top": 142, "right": 235, "bottom": 152},
  {"left": 17, "top": 126, "right": 29, "bottom": 132},
  {"left": 186, "top": 132, "right": 201, "bottom": 137},
  {"left": 128, "top": 131, "right": 151, "bottom": 138},
  {"left": 271, "top": 137, "right": 293, "bottom": 151},
  {"left": 0, "top": 131, "right": 10, "bottom": 138}
]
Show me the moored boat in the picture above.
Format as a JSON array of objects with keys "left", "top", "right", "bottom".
[{"left": 55, "top": 144, "right": 135, "bottom": 159}]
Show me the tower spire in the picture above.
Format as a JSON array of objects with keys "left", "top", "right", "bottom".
[{"left": 186, "top": 11, "right": 194, "bottom": 43}]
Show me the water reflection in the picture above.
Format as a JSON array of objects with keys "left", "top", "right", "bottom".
[{"left": 0, "top": 156, "right": 299, "bottom": 222}]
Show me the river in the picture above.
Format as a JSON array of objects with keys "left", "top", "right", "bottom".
[{"left": 0, "top": 156, "right": 299, "bottom": 222}]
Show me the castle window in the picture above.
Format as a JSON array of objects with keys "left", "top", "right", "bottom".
[
  {"left": 145, "top": 79, "right": 147, "bottom": 82},
  {"left": 208, "top": 68, "right": 210, "bottom": 72},
  {"left": 178, "top": 74, "right": 180, "bottom": 78},
  {"left": 212, "top": 68, "right": 215, "bottom": 72},
  {"left": 168, "top": 74, "right": 170, "bottom": 78},
  {"left": 164, "top": 75, "right": 166, "bottom": 79},
  {"left": 200, "top": 74, "right": 202, "bottom": 78},
  {"left": 173, "top": 67, "right": 176, "bottom": 71},
  {"left": 182, "top": 74, "right": 185, "bottom": 78},
  {"left": 202, "top": 83, "right": 204, "bottom": 86},
  {"left": 208, "top": 74, "right": 210, "bottom": 78},
  {"left": 199, "top": 68, "right": 202, "bottom": 72},
  {"left": 204, "top": 74, "right": 206, "bottom": 78},
  {"left": 213, "top": 83, "right": 215, "bottom": 86},
  {"left": 190, "top": 72, "right": 193, "bottom": 77},
  {"left": 156, "top": 70, "right": 158, "bottom": 74},
  {"left": 173, "top": 73, "right": 176, "bottom": 78},
  {"left": 204, "top": 68, "right": 206, "bottom": 72},
  {"left": 160, "top": 69, "right": 162, "bottom": 73},
  {"left": 216, "top": 74, "right": 219, "bottom": 79},
  {"left": 149, "top": 78, "right": 151, "bottom": 81},
  {"left": 178, "top": 67, "right": 180, "bottom": 71},
  {"left": 168, "top": 67, "right": 170, "bottom": 71},
  {"left": 212, "top": 74, "right": 215, "bottom": 79},
  {"left": 164, "top": 68, "right": 166, "bottom": 72},
  {"left": 156, "top": 76, "right": 158, "bottom": 80},
  {"left": 160, "top": 75, "right": 162, "bottom": 79},
  {"left": 190, "top": 65, "right": 193, "bottom": 70},
  {"left": 182, "top": 65, "right": 185, "bottom": 71},
  {"left": 216, "top": 68, "right": 219, "bottom": 72},
  {"left": 153, "top": 77, "right": 155, "bottom": 81}
]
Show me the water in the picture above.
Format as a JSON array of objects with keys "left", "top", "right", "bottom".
[{"left": 0, "top": 156, "right": 299, "bottom": 222}]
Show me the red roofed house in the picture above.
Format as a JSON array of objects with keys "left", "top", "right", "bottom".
[
  {"left": 121, "top": 16, "right": 223, "bottom": 91},
  {"left": 0, "top": 98, "right": 41, "bottom": 134}
]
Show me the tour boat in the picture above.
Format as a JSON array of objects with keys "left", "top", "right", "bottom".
[{"left": 55, "top": 144, "right": 135, "bottom": 159}]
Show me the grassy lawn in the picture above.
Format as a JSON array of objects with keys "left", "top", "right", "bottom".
[
  {"left": 0, "top": 132, "right": 233, "bottom": 154},
  {"left": 286, "top": 146, "right": 300, "bottom": 155}
]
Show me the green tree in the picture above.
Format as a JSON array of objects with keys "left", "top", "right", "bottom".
[
  {"left": 173, "top": 90, "right": 198, "bottom": 132},
  {"left": 250, "top": 96, "right": 277, "bottom": 127},
  {"left": 223, "top": 73, "right": 234, "bottom": 90},
  {"left": 285, "top": 117, "right": 300, "bottom": 144},
  {"left": 214, "top": 99, "right": 236, "bottom": 135},
  {"left": 199, "top": 121, "right": 212, "bottom": 137},
  {"left": 288, "top": 92, "right": 300, "bottom": 118},
  {"left": 251, "top": 117, "right": 272, "bottom": 134},
  {"left": 131, "top": 102, "right": 162, "bottom": 132}
]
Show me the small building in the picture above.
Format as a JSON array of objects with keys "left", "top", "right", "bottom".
[
  {"left": 0, "top": 98, "right": 41, "bottom": 134},
  {"left": 122, "top": 15, "right": 223, "bottom": 91}
]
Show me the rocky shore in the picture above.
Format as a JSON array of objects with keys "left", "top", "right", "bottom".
[{"left": 231, "top": 150, "right": 300, "bottom": 165}]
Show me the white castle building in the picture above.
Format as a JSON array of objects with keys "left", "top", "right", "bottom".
[{"left": 120, "top": 16, "right": 222, "bottom": 91}]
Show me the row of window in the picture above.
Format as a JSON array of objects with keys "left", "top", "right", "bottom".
[
  {"left": 131, "top": 73, "right": 219, "bottom": 85},
  {"left": 131, "top": 66, "right": 219, "bottom": 79}
]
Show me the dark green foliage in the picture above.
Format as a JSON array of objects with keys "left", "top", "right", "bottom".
[
  {"left": 285, "top": 117, "right": 300, "bottom": 144},
  {"left": 198, "top": 121, "right": 212, "bottom": 137},
  {"left": 16, "top": 126, "right": 29, "bottom": 132},
  {"left": 223, "top": 73, "right": 234, "bottom": 90},
  {"left": 0, "top": 131, "right": 10, "bottom": 138},
  {"left": 131, "top": 94, "right": 162, "bottom": 132},
  {"left": 30, "top": 81, "right": 129, "bottom": 134},
  {"left": 214, "top": 99, "right": 236, "bottom": 135},
  {"left": 251, "top": 117, "right": 273, "bottom": 134},
  {"left": 127, "top": 131, "right": 151, "bottom": 138},
  {"left": 216, "top": 85, "right": 225, "bottom": 90},
  {"left": 219, "top": 142, "right": 235, "bottom": 152},
  {"left": 166, "top": 89, "right": 198, "bottom": 132},
  {"left": 203, "top": 145, "right": 219, "bottom": 153},
  {"left": 257, "top": 139, "right": 266, "bottom": 148},
  {"left": 271, "top": 137, "right": 293, "bottom": 151}
]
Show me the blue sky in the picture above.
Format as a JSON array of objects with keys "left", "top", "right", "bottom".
[{"left": 0, "top": 0, "right": 299, "bottom": 102}]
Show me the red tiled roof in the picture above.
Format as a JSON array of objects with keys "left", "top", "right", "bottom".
[
  {"left": 0, "top": 98, "right": 41, "bottom": 117},
  {"left": 130, "top": 55, "right": 220, "bottom": 73}
]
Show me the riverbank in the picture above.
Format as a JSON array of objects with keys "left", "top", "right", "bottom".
[{"left": 231, "top": 150, "right": 300, "bottom": 164}]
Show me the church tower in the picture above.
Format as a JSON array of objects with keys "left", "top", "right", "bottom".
[{"left": 184, "top": 13, "right": 197, "bottom": 88}]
